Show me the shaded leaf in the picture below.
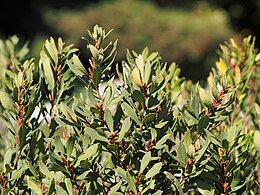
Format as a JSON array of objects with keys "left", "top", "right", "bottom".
[
  {"left": 49, "top": 162, "right": 69, "bottom": 173},
  {"left": 198, "top": 115, "right": 209, "bottom": 134},
  {"left": 92, "top": 65, "right": 102, "bottom": 86},
  {"left": 133, "top": 90, "right": 144, "bottom": 104},
  {"left": 143, "top": 113, "right": 156, "bottom": 124}
]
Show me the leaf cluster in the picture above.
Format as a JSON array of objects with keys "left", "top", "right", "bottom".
[{"left": 0, "top": 26, "right": 259, "bottom": 194}]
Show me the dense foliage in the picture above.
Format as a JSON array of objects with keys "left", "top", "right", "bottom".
[{"left": 0, "top": 25, "right": 259, "bottom": 194}]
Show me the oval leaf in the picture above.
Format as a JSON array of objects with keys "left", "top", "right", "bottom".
[
  {"left": 121, "top": 102, "right": 141, "bottom": 125},
  {"left": 145, "top": 162, "right": 163, "bottom": 179},
  {"left": 140, "top": 151, "right": 151, "bottom": 173}
]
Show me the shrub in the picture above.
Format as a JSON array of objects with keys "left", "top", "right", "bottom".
[{"left": 0, "top": 25, "right": 259, "bottom": 194}]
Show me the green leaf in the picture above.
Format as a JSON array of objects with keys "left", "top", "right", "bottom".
[
  {"left": 77, "top": 170, "right": 91, "bottom": 180},
  {"left": 49, "top": 162, "right": 69, "bottom": 173},
  {"left": 90, "top": 107, "right": 99, "bottom": 114},
  {"left": 146, "top": 52, "right": 158, "bottom": 62},
  {"left": 68, "top": 54, "right": 87, "bottom": 77},
  {"left": 66, "top": 136, "right": 74, "bottom": 159},
  {"left": 27, "top": 176, "right": 42, "bottom": 194},
  {"left": 155, "top": 121, "right": 168, "bottom": 128},
  {"left": 140, "top": 151, "right": 151, "bottom": 173},
  {"left": 105, "top": 109, "right": 114, "bottom": 132},
  {"left": 10, "top": 165, "right": 28, "bottom": 181},
  {"left": 60, "top": 103, "right": 77, "bottom": 123},
  {"left": 85, "top": 127, "right": 108, "bottom": 142},
  {"left": 254, "top": 131, "right": 260, "bottom": 151},
  {"left": 126, "top": 171, "right": 137, "bottom": 194},
  {"left": 118, "top": 117, "right": 131, "bottom": 141},
  {"left": 88, "top": 44, "right": 99, "bottom": 59},
  {"left": 126, "top": 49, "right": 135, "bottom": 66},
  {"left": 54, "top": 136, "right": 65, "bottom": 154},
  {"left": 15, "top": 71, "right": 23, "bottom": 88},
  {"left": 81, "top": 143, "right": 99, "bottom": 159},
  {"left": 41, "top": 51, "right": 54, "bottom": 90},
  {"left": 27, "top": 162, "right": 39, "bottom": 179},
  {"left": 187, "top": 144, "right": 195, "bottom": 157},
  {"left": 75, "top": 143, "right": 99, "bottom": 167},
  {"left": 107, "top": 144, "right": 118, "bottom": 151},
  {"left": 135, "top": 54, "right": 144, "bottom": 79},
  {"left": 58, "top": 37, "right": 63, "bottom": 53},
  {"left": 65, "top": 178, "right": 73, "bottom": 195},
  {"left": 92, "top": 65, "right": 102, "bottom": 87},
  {"left": 155, "top": 134, "right": 170, "bottom": 149},
  {"left": 108, "top": 180, "right": 122, "bottom": 194},
  {"left": 227, "top": 125, "right": 236, "bottom": 143},
  {"left": 198, "top": 115, "right": 209, "bottom": 134},
  {"left": 116, "top": 167, "right": 127, "bottom": 181},
  {"left": 177, "top": 143, "right": 188, "bottom": 163},
  {"left": 143, "top": 113, "right": 156, "bottom": 124},
  {"left": 103, "top": 86, "right": 113, "bottom": 108},
  {"left": 153, "top": 190, "right": 163, "bottom": 195},
  {"left": 231, "top": 179, "right": 247, "bottom": 192},
  {"left": 212, "top": 82, "right": 220, "bottom": 100},
  {"left": 56, "top": 185, "right": 69, "bottom": 195},
  {"left": 145, "top": 162, "right": 163, "bottom": 179},
  {"left": 45, "top": 37, "right": 58, "bottom": 65},
  {"left": 191, "top": 96, "right": 200, "bottom": 118},
  {"left": 133, "top": 90, "right": 144, "bottom": 104},
  {"left": 19, "top": 127, "right": 28, "bottom": 150},
  {"left": 197, "top": 179, "right": 215, "bottom": 195},
  {"left": 164, "top": 171, "right": 184, "bottom": 195},
  {"left": 195, "top": 139, "right": 210, "bottom": 162},
  {"left": 183, "top": 104, "right": 198, "bottom": 119},
  {"left": 13, "top": 87, "right": 19, "bottom": 102},
  {"left": 0, "top": 90, "right": 14, "bottom": 111},
  {"left": 49, "top": 179, "right": 56, "bottom": 195},
  {"left": 167, "top": 152, "right": 185, "bottom": 165},
  {"left": 144, "top": 61, "right": 151, "bottom": 84},
  {"left": 121, "top": 102, "right": 141, "bottom": 125},
  {"left": 183, "top": 130, "right": 192, "bottom": 150},
  {"left": 39, "top": 162, "right": 53, "bottom": 178},
  {"left": 198, "top": 86, "right": 212, "bottom": 108},
  {"left": 142, "top": 47, "right": 149, "bottom": 58}
]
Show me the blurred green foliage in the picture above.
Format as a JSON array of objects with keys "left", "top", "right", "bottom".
[{"left": 43, "top": 0, "right": 233, "bottom": 81}]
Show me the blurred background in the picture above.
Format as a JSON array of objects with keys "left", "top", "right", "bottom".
[{"left": 0, "top": 0, "right": 259, "bottom": 81}]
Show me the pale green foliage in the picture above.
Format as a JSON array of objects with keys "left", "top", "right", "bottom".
[{"left": 0, "top": 26, "right": 259, "bottom": 194}]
